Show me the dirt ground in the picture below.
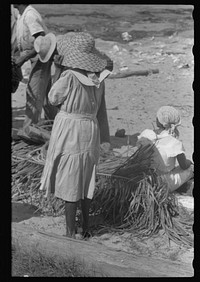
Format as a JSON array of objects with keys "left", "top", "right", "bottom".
[{"left": 12, "top": 5, "right": 194, "bottom": 277}]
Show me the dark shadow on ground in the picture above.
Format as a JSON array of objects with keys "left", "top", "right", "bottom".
[
  {"left": 110, "top": 133, "right": 140, "bottom": 149},
  {"left": 174, "top": 179, "right": 193, "bottom": 196},
  {"left": 12, "top": 202, "right": 41, "bottom": 223}
]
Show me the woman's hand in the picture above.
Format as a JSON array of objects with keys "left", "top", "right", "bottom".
[
  {"left": 53, "top": 54, "right": 64, "bottom": 67},
  {"left": 15, "top": 48, "right": 37, "bottom": 68}
]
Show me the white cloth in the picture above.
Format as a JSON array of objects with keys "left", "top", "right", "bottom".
[
  {"left": 87, "top": 165, "right": 96, "bottom": 199},
  {"left": 70, "top": 69, "right": 111, "bottom": 87},
  {"left": 16, "top": 5, "right": 48, "bottom": 52}
]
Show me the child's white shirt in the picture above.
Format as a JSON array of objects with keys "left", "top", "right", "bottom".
[{"left": 137, "top": 129, "right": 185, "bottom": 173}]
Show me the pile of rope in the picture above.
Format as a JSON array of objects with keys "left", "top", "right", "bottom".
[{"left": 12, "top": 125, "right": 193, "bottom": 247}]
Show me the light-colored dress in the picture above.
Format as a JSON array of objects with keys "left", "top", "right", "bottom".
[
  {"left": 137, "top": 129, "right": 193, "bottom": 191},
  {"left": 40, "top": 69, "right": 110, "bottom": 201},
  {"left": 11, "top": 5, "right": 19, "bottom": 54}
]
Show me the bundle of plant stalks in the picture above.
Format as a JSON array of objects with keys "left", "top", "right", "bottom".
[
  {"left": 93, "top": 172, "right": 193, "bottom": 247},
  {"left": 12, "top": 131, "right": 193, "bottom": 247},
  {"left": 92, "top": 144, "right": 155, "bottom": 224},
  {"left": 12, "top": 140, "right": 65, "bottom": 216},
  {"left": 91, "top": 145, "right": 193, "bottom": 247}
]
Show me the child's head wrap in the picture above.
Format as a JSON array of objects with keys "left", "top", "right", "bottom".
[{"left": 156, "top": 106, "right": 181, "bottom": 137}]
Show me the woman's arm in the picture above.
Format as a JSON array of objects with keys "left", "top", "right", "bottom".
[
  {"left": 96, "top": 83, "right": 110, "bottom": 144},
  {"left": 14, "top": 48, "right": 37, "bottom": 67},
  {"left": 177, "top": 153, "right": 193, "bottom": 170},
  {"left": 14, "top": 31, "right": 45, "bottom": 68}
]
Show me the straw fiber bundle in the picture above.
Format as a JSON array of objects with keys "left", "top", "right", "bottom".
[{"left": 12, "top": 124, "right": 193, "bottom": 247}]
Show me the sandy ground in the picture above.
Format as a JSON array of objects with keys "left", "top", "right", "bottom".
[{"left": 12, "top": 4, "right": 194, "bottom": 276}]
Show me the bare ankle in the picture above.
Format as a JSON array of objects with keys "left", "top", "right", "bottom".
[{"left": 65, "top": 231, "right": 75, "bottom": 239}]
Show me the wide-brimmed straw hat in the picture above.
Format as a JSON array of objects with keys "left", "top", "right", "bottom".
[
  {"left": 56, "top": 32, "right": 107, "bottom": 72},
  {"left": 34, "top": 33, "right": 56, "bottom": 63}
]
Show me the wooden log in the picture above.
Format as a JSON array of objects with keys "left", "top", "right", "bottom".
[
  {"left": 21, "top": 69, "right": 159, "bottom": 82},
  {"left": 17, "top": 126, "right": 51, "bottom": 144},
  {"left": 12, "top": 223, "right": 193, "bottom": 277},
  {"left": 108, "top": 69, "right": 159, "bottom": 79}
]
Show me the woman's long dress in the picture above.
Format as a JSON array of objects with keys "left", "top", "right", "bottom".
[{"left": 40, "top": 69, "right": 110, "bottom": 201}]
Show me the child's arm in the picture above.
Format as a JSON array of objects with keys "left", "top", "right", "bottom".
[{"left": 177, "top": 153, "right": 193, "bottom": 170}]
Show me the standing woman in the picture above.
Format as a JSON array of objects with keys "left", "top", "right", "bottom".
[
  {"left": 13, "top": 4, "right": 57, "bottom": 127},
  {"left": 40, "top": 32, "right": 111, "bottom": 238}
]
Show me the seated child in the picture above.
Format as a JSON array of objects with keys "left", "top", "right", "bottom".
[{"left": 136, "top": 106, "right": 193, "bottom": 192}]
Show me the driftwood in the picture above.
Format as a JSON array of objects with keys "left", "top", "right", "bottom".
[
  {"left": 108, "top": 69, "right": 159, "bottom": 79},
  {"left": 18, "top": 69, "right": 160, "bottom": 85},
  {"left": 12, "top": 223, "right": 193, "bottom": 277}
]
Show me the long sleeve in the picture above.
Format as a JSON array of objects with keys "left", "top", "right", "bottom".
[{"left": 97, "top": 83, "right": 110, "bottom": 144}]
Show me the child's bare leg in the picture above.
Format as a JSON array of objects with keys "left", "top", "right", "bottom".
[
  {"left": 65, "top": 201, "right": 77, "bottom": 238},
  {"left": 81, "top": 198, "right": 91, "bottom": 234}
]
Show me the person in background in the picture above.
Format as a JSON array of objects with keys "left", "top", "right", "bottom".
[
  {"left": 13, "top": 4, "right": 57, "bottom": 128},
  {"left": 11, "top": 4, "right": 19, "bottom": 54},
  {"left": 136, "top": 105, "right": 193, "bottom": 192},
  {"left": 39, "top": 32, "right": 111, "bottom": 239},
  {"left": 11, "top": 5, "right": 23, "bottom": 93}
]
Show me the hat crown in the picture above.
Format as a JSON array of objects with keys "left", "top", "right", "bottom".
[
  {"left": 56, "top": 32, "right": 108, "bottom": 72},
  {"left": 39, "top": 37, "right": 51, "bottom": 59},
  {"left": 71, "top": 33, "right": 95, "bottom": 53},
  {"left": 34, "top": 33, "right": 56, "bottom": 63}
]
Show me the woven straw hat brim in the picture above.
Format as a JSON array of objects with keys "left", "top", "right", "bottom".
[
  {"left": 61, "top": 48, "right": 107, "bottom": 72},
  {"left": 56, "top": 34, "right": 107, "bottom": 72}
]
